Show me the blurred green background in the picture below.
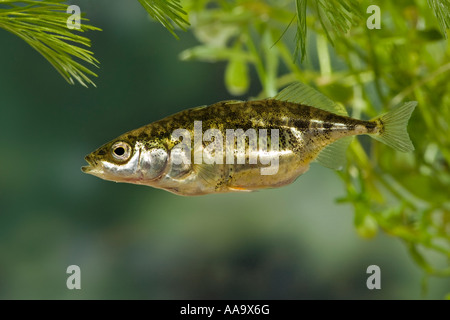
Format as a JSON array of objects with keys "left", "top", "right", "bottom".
[{"left": 0, "top": 0, "right": 448, "bottom": 299}]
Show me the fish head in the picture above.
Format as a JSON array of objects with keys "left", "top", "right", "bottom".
[{"left": 82, "top": 135, "right": 169, "bottom": 184}]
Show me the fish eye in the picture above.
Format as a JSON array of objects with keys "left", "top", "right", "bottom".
[
  {"left": 111, "top": 142, "right": 132, "bottom": 162},
  {"left": 115, "top": 147, "right": 125, "bottom": 156}
]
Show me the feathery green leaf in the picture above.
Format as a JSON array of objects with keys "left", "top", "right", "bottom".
[
  {"left": 138, "top": 0, "right": 189, "bottom": 39},
  {"left": 294, "top": 0, "right": 307, "bottom": 61},
  {"left": 294, "top": 0, "right": 362, "bottom": 61},
  {"left": 428, "top": 0, "right": 450, "bottom": 38},
  {"left": 315, "top": 0, "right": 362, "bottom": 45},
  {"left": 0, "top": 1, "right": 101, "bottom": 87}
]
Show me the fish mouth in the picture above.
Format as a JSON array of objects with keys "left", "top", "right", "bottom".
[{"left": 82, "top": 155, "right": 96, "bottom": 173}]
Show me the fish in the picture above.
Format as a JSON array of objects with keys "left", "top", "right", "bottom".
[{"left": 82, "top": 82, "right": 416, "bottom": 196}]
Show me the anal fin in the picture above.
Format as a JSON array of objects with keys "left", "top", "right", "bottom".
[{"left": 315, "top": 136, "right": 353, "bottom": 170}]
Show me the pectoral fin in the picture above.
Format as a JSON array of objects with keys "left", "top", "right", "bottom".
[{"left": 193, "top": 163, "right": 218, "bottom": 186}]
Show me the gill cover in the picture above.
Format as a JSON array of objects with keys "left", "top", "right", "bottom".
[{"left": 139, "top": 148, "right": 169, "bottom": 180}]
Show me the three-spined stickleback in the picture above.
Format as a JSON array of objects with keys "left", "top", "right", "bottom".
[{"left": 82, "top": 82, "right": 416, "bottom": 196}]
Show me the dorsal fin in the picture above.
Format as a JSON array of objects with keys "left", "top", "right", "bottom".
[
  {"left": 274, "top": 82, "right": 348, "bottom": 116},
  {"left": 315, "top": 136, "right": 353, "bottom": 170}
]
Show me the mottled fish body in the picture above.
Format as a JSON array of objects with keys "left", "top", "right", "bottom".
[{"left": 82, "top": 83, "right": 416, "bottom": 196}]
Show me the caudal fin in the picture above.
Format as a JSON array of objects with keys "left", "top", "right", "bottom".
[{"left": 371, "top": 101, "right": 417, "bottom": 152}]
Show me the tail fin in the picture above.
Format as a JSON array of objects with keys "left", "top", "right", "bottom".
[{"left": 371, "top": 101, "right": 417, "bottom": 152}]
